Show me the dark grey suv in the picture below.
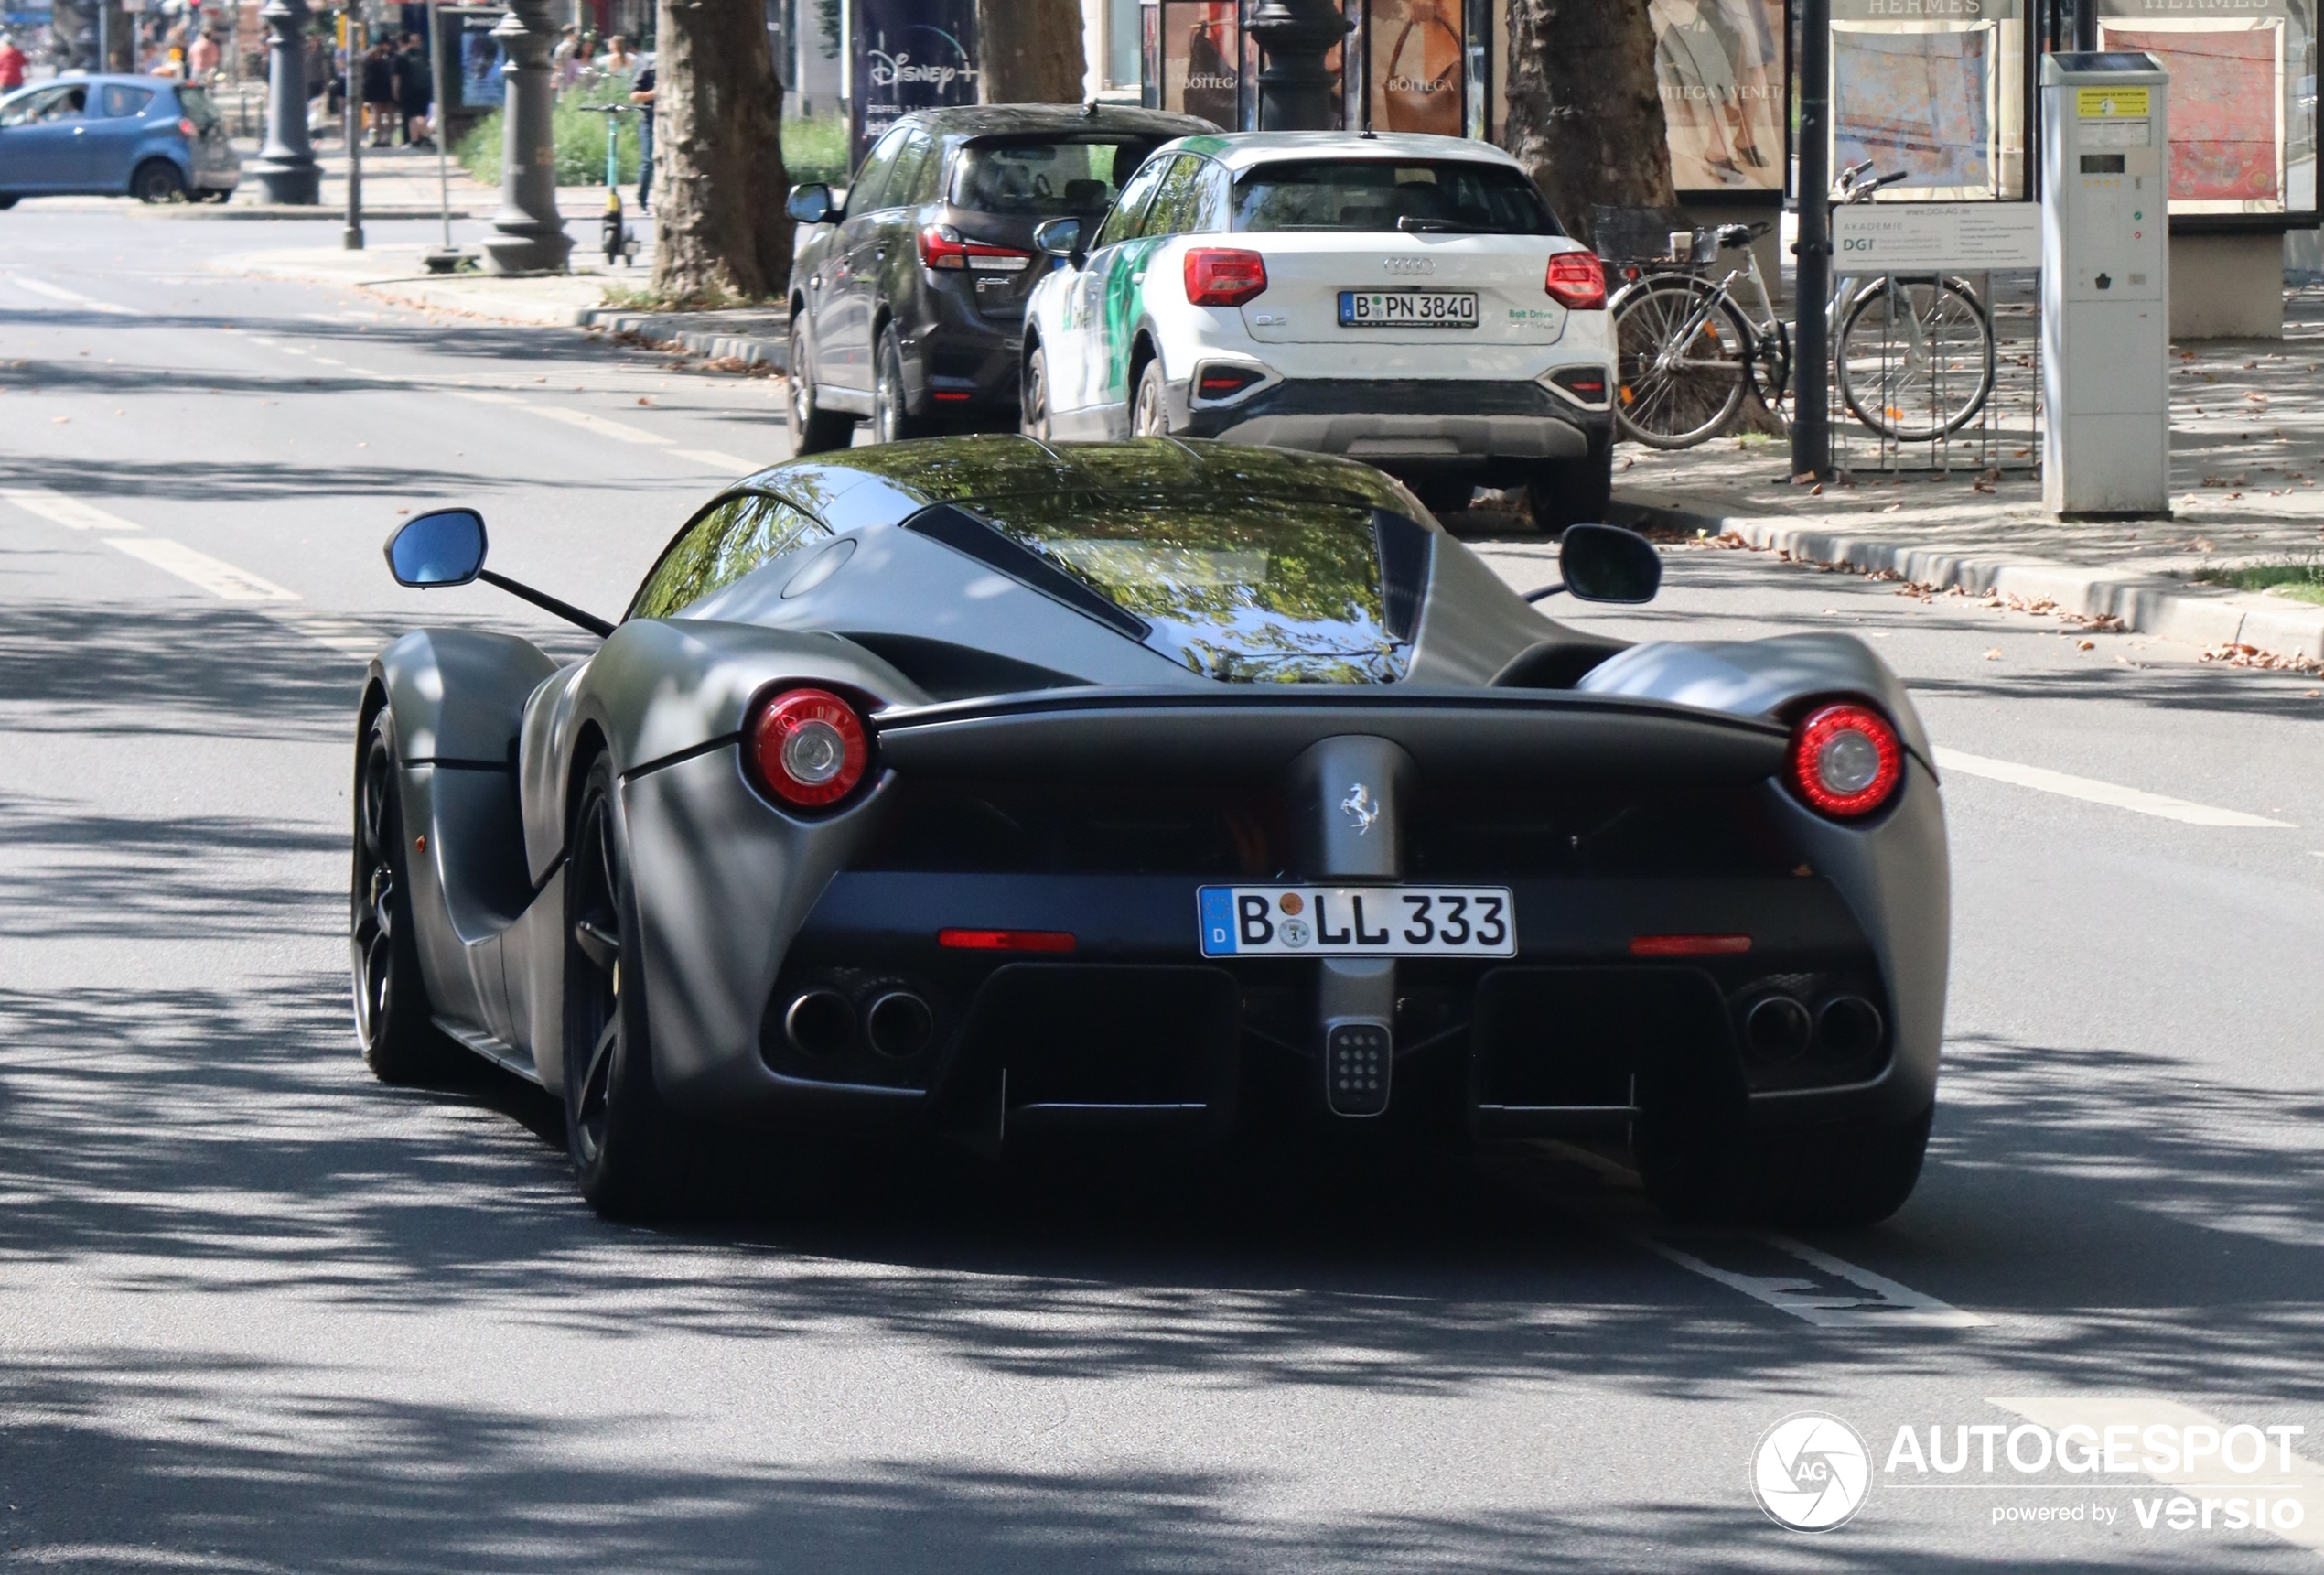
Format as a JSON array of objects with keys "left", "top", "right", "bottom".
[{"left": 784, "top": 103, "right": 1215, "bottom": 453}]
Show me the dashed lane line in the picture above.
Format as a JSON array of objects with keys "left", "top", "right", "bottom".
[
  {"left": 1933, "top": 747, "right": 2294, "bottom": 828},
  {"left": 5, "top": 275, "right": 146, "bottom": 316},
  {"left": 529, "top": 405, "right": 671, "bottom": 445},
  {"left": 0, "top": 488, "right": 147, "bottom": 533},
  {"left": 672, "top": 448, "right": 769, "bottom": 472},
  {"left": 103, "top": 536, "right": 299, "bottom": 602}
]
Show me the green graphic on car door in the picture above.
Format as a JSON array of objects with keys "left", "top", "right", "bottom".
[{"left": 1097, "top": 235, "right": 1167, "bottom": 408}]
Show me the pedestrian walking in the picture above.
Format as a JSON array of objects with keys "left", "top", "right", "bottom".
[
  {"left": 0, "top": 32, "right": 24, "bottom": 92},
  {"left": 188, "top": 28, "right": 219, "bottom": 81},
  {"left": 361, "top": 41, "right": 397, "bottom": 146},
  {"left": 600, "top": 33, "right": 634, "bottom": 81},
  {"left": 398, "top": 33, "right": 433, "bottom": 148},
  {"left": 552, "top": 24, "right": 578, "bottom": 89},
  {"left": 629, "top": 57, "right": 653, "bottom": 215}
]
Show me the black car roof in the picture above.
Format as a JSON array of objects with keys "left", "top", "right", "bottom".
[{"left": 889, "top": 104, "right": 1219, "bottom": 141}]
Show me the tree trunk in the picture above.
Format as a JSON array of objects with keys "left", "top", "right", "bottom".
[
  {"left": 1501, "top": 0, "right": 1673, "bottom": 248},
  {"left": 651, "top": 0, "right": 792, "bottom": 303},
  {"left": 976, "top": 0, "right": 1085, "bottom": 103}
]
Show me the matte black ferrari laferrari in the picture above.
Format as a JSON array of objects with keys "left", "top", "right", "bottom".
[{"left": 355, "top": 437, "right": 1946, "bottom": 1223}]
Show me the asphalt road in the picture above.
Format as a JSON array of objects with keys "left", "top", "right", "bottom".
[{"left": 5, "top": 208, "right": 2323, "bottom": 1572}]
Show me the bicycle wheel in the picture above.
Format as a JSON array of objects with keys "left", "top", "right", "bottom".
[
  {"left": 1835, "top": 275, "right": 1996, "bottom": 441},
  {"left": 1611, "top": 277, "right": 1751, "bottom": 449}
]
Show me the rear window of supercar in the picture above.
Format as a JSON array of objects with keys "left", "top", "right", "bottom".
[{"left": 952, "top": 491, "right": 1428, "bottom": 685}]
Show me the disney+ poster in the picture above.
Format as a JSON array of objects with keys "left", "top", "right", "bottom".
[{"left": 850, "top": 0, "right": 980, "bottom": 167}]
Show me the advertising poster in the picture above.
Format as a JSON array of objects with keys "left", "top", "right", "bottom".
[
  {"left": 1161, "top": 0, "right": 1240, "bottom": 126},
  {"left": 1652, "top": 0, "right": 1784, "bottom": 190},
  {"left": 849, "top": 0, "right": 978, "bottom": 166},
  {"left": 2103, "top": 19, "right": 2285, "bottom": 208},
  {"left": 1832, "top": 22, "right": 1996, "bottom": 192},
  {"left": 1366, "top": 0, "right": 1463, "bottom": 135}
]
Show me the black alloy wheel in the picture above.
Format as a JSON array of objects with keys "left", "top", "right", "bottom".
[
  {"left": 786, "top": 314, "right": 854, "bottom": 455},
  {"left": 562, "top": 754, "right": 684, "bottom": 1215},
  {"left": 1020, "top": 344, "right": 1053, "bottom": 441},
  {"left": 350, "top": 708, "right": 457, "bottom": 1084},
  {"left": 873, "top": 325, "right": 923, "bottom": 444},
  {"left": 131, "top": 159, "right": 185, "bottom": 203}
]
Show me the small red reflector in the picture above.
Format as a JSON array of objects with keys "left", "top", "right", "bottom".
[
  {"left": 932, "top": 390, "right": 972, "bottom": 401},
  {"left": 939, "top": 928, "right": 1076, "bottom": 953},
  {"left": 1630, "top": 933, "right": 1752, "bottom": 955},
  {"left": 1544, "top": 251, "right": 1607, "bottom": 310}
]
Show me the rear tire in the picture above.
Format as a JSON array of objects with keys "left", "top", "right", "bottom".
[
  {"left": 1636, "top": 1104, "right": 1934, "bottom": 1227},
  {"left": 786, "top": 313, "right": 855, "bottom": 455},
  {"left": 872, "top": 324, "right": 923, "bottom": 444},
  {"left": 131, "top": 159, "right": 186, "bottom": 204},
  {"left": 1130, "top": 358, "right": 1171, "bottom": 437},
  {"left": 1021, "top": 343, "right": 1053, "bottom": 440},
  {"left": 1524, "top": 448, "right": 1614, "bottom": 535},
  {"left": 563, "top": 754, "right": 691, "bottom": 1217},
  {"left": 350, "top": 707, "right": 462, "bottom": 1084}
]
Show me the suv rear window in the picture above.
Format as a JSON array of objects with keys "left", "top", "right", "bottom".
[
  {"left": 1232, "top": 160, "right": 1558, "bottom": 235},
  {"left": 952, "top": 137, "right": 1161, "bottom": 218}
]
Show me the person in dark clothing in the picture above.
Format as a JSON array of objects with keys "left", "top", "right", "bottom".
[
  {"left": 360, "top": 42, "right": 397, "bottom": 146},
  {"left": 629, "top": 59, "right": 654, "bottom": 215},
  {"left": 399, "top": 34, "right": 434, "bottom": 148}
]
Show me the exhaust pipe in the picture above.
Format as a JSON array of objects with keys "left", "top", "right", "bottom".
[
  {"left": 1814, "top": 996, "right": 1884, "bottom": 1061},
  {"left": 865, "top": 991, "right": 935, "bottom": 1058},
  {"left": 784, "top": 989, "right": 856, "bottom": 1055},
  {"left": 1742, "top": 995, "right": 1812, "bottom": 1063}
]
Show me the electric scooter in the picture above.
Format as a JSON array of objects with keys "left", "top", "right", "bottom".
[{"left": 577, "top": 102, "right": 640, "bottom": 267}]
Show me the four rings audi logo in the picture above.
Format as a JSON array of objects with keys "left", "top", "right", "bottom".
[{"left": 1382, "top": 256, "right": 1436, "bottom": 275}]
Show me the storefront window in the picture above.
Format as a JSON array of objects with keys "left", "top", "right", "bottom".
[
  {"left": 2099, "top": 0, "right": 2319, "bottom": 214},
  {"left": 1828, "top": 0, "right": 2028, "bottom": 200},
  {"left": 1653, "top": 0, "right": 1787, "bottom": 191}
]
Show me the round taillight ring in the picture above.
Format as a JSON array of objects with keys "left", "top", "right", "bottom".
[
  {"left": 1788, "top": 702, "right": 1903, "bottom": 818},
  {"left": 747, "top": 686, "right": 870, "bottom": 811}
]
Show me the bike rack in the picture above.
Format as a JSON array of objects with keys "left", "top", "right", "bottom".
[{"left": 1825, "top": 268, "right": 2044, "bottom": 482}]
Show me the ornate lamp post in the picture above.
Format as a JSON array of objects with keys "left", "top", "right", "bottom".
[
  {"left": 1245, "top": 0, "right": 1350, "bottom": 130},
  {"left": 250, "top": 0, "right": 321, "bottom": 203},
  {"left": 479, "top": 0, "right": 572, "bottom": 275}
]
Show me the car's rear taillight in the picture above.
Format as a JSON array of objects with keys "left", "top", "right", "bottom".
[
  {"left": 1184, "top": 247, "right": 1267, "bottom": 307},
  {"left": 178, "top": 117, "right": 199, "bottom": 138},
  {"left": 1788, "top": 703, "right": 1904, "bottom": 818},
  {"left": 1544, "top": 251, "right": 1607, "bottom": 310},
  {"left": 747, "top": 686, "right": 871, "bottom": 810},
  {"left": 917, "top": 224, "right": 1032, "bottom": 273}
]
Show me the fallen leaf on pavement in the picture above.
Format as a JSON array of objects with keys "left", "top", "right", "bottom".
[
  {"left": 1983, "top": 648, "right": 2003, "bottom": 660},
  {"left": 2078, "top": 640, "right": 2095, "bottom": 651},
  {"left": 51, "top": 416, "right": 67, "bottom": 424}
]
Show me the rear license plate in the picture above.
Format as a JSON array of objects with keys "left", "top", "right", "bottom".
[
  {"left": 1199, "top": 885, "right": 1514, "bottom": 957},
  {"left": 1338, "top": 289, "right": 1479, "bottom": 329}
]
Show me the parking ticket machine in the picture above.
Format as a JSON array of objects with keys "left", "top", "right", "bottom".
[{"left": 2041, "top": 51, "right": 2171, "bottom": 518}]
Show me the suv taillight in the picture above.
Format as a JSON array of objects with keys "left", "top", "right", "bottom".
[
  {"left": 918, "top": 225, "right": 1032, "bottom": 273},
  {"left": 1787, "top": 703, "right": 1903, "bottom": 819},
  {"left": 1184, "top": 248, "right": 1267, "bottom": 307},
  {"left": 1544, "top": 251, "right": 1607, "bottom": 310}
]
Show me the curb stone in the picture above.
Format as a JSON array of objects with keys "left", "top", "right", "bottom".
[
  {"left": 1610, "top": 488, "right": 2324, "bottom": 663},
  {"left": 582, "top": 307, "right": 789, "bottom": 371}
]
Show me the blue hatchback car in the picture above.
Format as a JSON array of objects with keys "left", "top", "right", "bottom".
[{"left": 0, "top": 75, "right": 240, "bottom": 205}]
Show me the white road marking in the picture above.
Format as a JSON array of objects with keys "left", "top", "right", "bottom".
[
  {"left": 7, "top": 276, "right": 145, "bottom": 316},
  {"left": 1638, "top": 1233, "right": 1989, "bottom": 1330},
  {"left": 1933, "top": 747, "right": 2293, "bottom": 828},
  {"left": 532, "top": 406, "right": 669, "bottom": 444},
  {"left": 1527, "top": 1142, "right": 1986, "bottom": 1329},
  {"left": 274, "top": 610, "right": 383, "bottom": 657},
  {"left": 1990, "top": 1397, "right": 2324, "bottom": 1554},
  {"left": 104, "top": 537, "right": 299, "bottom": 602},
  {"left": 307, "top": 354, "right": 344, "bottom": 367},
  {"left": 445, "top": 389, "right": 522, "bottom": 404},
  {"left": 1, "top": 488, "right": 145, "bottom": 533},
  {"left": 672, "top": 448, "right": 767, "bottom": 471}
]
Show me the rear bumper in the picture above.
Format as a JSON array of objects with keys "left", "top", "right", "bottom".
[{"left": 1185, "top": 376, "right": 1612, "bottom": 463}]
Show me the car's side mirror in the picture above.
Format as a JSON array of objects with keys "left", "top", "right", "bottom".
[
  {"left": 1557, "top": 522, "right": 1661, "bottom": 603},
  {"left": 384, "top": 507, "right": 488, "bottom": 588},
  {"left": 786, "top": 182, "right": 836, "bottom": 225},
  {"left": 1033, "top": 215, "right": 1084, "bottom": 264}
]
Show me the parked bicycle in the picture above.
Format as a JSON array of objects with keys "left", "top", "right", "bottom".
[{"left": 1602, "top": 167, "right": 1997, "bottom": 449}]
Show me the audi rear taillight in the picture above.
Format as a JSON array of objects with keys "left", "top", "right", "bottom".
[
  {"left": 1788, "top": 703, "right": 1903, "bottom": 818},
  {"left": 1544, "top": 251, "right": 1607, "bottom": 310},
  {"left": 918, "top": 224, "right": 1032, "bottom": 273},
  {"left": 747, "top": 686, "right": 870, "bottom": 810},
  {"left": 1184, "top": 248, "right": 1267, "bottom": 307}
]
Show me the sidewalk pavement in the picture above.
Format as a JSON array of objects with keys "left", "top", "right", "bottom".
[{"left": 1611, "top": 287, "right": 2324, "bottom": 665}]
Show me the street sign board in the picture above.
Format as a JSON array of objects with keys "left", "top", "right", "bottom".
[{"left": 1832, "top": 202, "right": 2043, "bottom": 272}]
